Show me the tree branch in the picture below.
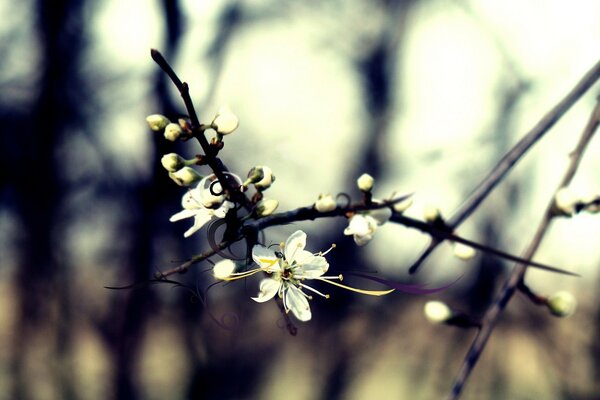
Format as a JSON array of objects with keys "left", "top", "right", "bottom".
[{"left": 446, "top": 95, "right": 600, "bottom": 400}]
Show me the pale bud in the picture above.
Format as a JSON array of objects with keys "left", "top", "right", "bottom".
[
  {"left": 168, "top": 167, "right": 202, "bottom": 187},
  {"left": 146, "top": 114, "right": 170, "bottom": 131},
  {"left": 212, "top": 106, "right": 239, "bottom": 135},
  {"left": 315, "top": 194, "right": 337, "bottom": 212},
  {"left": 357, "top": 173, "right": 374, "bottom": 192},
  {"left": 554, "top": 187, "right": 576, "bottom": 216},
  {"left": 213, "top": 259, "right": 236, "bottom": 279},
  {"left": 160, "top": 153, "right": 186, "bottom": 172},
  {"left": 453, "top": 242, "right": 476, "bottom": 260},
  {"left": 164, "top": 123, "right": 183, "bottom": 141},
  {"left": 547, "top": 291, "right": 576, "bottom": 317},
  {"left": 246, "top": 166, "right": 275, "bottom": 191},
  {"left": 423, "top": 205, "right": 442, "bottom": 223},
  {"left": 256, "top": 198, "right": 279, "bottom": 217},
  {"left": 424, "top": 301, "right": 453, "bottom": 324},
  {"left": 392, "top": 196, "right": 413, "bottom": 213}
]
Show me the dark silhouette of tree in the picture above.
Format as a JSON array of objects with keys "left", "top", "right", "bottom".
[{"left": 8, "top": 0, "right": 86, "bottom": 398}]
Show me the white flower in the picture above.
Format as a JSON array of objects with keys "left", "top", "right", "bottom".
[
  {"left": 251, "top": 231, "right": 330, "bottom": 321},
  {"left": 424, "top": 301, "right": 453, "bottom": 324},
  {"left": 315, "top": 194, "right": 337, "bottom": 212},
  {"left": 168, "top": 167, "right": 202, "bottom": 187},
  {"left": 146, "top": 114, "right": 170, "bottom": 131},
  {"left": 547, "top": 291, "right": 576, "bottom": 317},
  {"left": 343, "top": 208, "right": 391, "bottom": 246},
  {"left": 161, "top": 153, "right": 186, "bottom": 172},
  {"left": 256, "top": 198, "right": 279, "bottom": 217},
  {"left": 453, "top": 242, "right": 476, "bottom": 261},
  {"left": 164, "top": 122, "right": 183, "bottom": 141},
  {"left": 169, "top": 176, "right": 234, "bottom": 237},
  {"left": 211, "top": 106, "right": 239, "bottom": 135},
  {"left": 357, "top": 173, "right": 374, "bottom": 192},
  {"left": 213, "top": 259, "right": 237, "bottom": 279}
]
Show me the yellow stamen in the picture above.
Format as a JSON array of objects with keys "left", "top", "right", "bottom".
[
  {"left": 317, "top": 278, "right": 395, "bottom": 296},
  {"left": 222, "top": 268, "right": 264, "bottom": 281}
]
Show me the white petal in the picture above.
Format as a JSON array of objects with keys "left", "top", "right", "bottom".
[
  {"left": 296, "top": 256, "right": 329, "bottom": 278},
  {"left": 285, "top": 285, "right": 311, "bottom": 321},
  {"left": 181, "top": 189, "right": 203, "bottom": 210},
  {"left": 344, "top": 215, "right": 369, "bottom": 236},
  {"left": 169, "top": 209, "right": 197, "bottom": 222},
  {"left": 353, "top": 233, "right": 373, "bottom": 246},
  {"left": 252, "top": 245, "right": 280, "bottom": 271},
  {"left": 251, "top": 278, "right": 280, "bottom": 303},
  {"left": 183, "top": 214, "right": 212, "bottom": 237},
  {"left": 369, "top": 208, "right": 391, "bottom": 225},
  {"left": 284, "top": 230, "right": 306, "bottom": 261},
  {"left": 213, "top": 201, "right": 234, "bottom": 218}
]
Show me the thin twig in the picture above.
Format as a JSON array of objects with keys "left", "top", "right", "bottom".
[
  {"left": 446, "top": 96, "right": 600, "bottom": 400},
  {"left": 151, "top": 48, "right": 251, "bottom": 207},
  {"left": 409, "top": 58, "right": 600, "bottom": 274},
  {"left": 245, "top": 196, "right": 576, "bottom": 276}
]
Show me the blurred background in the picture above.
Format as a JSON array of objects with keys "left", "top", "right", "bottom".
[{"left": 1, "top": 0, "right": 600, "bottom": 399}]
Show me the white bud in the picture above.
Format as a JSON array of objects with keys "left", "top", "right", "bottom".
[
  {"left": 453, "top": 242, "right": 476, "bottom": 260},
  {"left": 315, "top": 194, "right": 337, "bottom": 212},
  {"left": 160, "top": 153, "right": 186, "bottom": 172},
  {"left": 146, "top": 114, "right": 170, "bottom": 131},
  {"left": 392, "top": 196, "right": 413, "bottom": 213},
  {"left": 547, "top": 291, "right": 576, "bottom": 317},
  {"left": 164, "top": 123, "right": 183, "bottom": 141},
  {"left": 168, "top": 167, "right": 202, "bottom": 187},
  {"left": 423, "top": 205, "right": 441, "bottom": 223},
  {"left": 254, "top": 166, "right": 275, "bottom": 191},
  {"left": 213, "top": 259, "right": 236, "bottom": 279},
  {"left": 256, "top": 198, "right": 279, "bottom": 217},
  {"left": 554, "top": 187, "right": 576, "bottom": 215},
  {"left": 212, "top": 106, "right": 239, "bottom": 135},
  {"left": 424, "top": 301, "right": 453, "bottom": 324},
  {"left": 580, "top": 194, "right": 600, "bottom": 213},
  {"left": 357, "top": 173, "right": 374, "bottom": 192}
]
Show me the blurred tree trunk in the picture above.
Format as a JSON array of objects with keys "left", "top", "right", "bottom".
[{"left": 10, "top": 0, "right": 86, "bottom": 398}]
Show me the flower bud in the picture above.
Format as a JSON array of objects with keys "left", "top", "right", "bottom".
[
  {"left": 256, "top": 198, "right": 279, "bottom": 217},
  {"left": 357, "top": 173, "right": 374, "bottom": 192},
  {"left": 168, "top": 167, "right": 202, "bottom": 187},
  {"left": 211, "top": 106, "right": 239, "bottom": 135},
  {"left": 245, "top": 166, "right": 275, "bottom": 191},
  {"left": 547, "top": 291, "right": 576, "bottom": 317},
  {"left": 146, "top": 114, "right": 170, "bottom": 131},
  {"left": 554, "top": 187, "right": 576, "bottom": 216},
  {"left": 164, "top": 123, "right": 183, "bottom": 141},
  {"left": 315, "top": 194, "right": 337, "bottom": 212},
  {"left": 213, "top": 259, "right": 236, "bottom": 279},
  {"left": 392, "top": 195, "right": 413, "bottom": 213},
  {"left": 424, "top": 301, "right": 453, "bottom": 324},
  {"left": 453, "top": 242, "right": 476, "bottom": 260},
  {"left": 160, "top": 153, "right": 186, "bottom": 172},
  {"left": 423, "top": 205, "right": 442, "bottom": 223}
]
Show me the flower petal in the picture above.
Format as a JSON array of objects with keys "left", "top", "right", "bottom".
[
  {"left": 169, "top": 209, "right": 197, "bottom": 222},
  {"left": 369, "top": 208, "right": 391, "bottom": 225},
  {"left": 296, "top": 255, "right": 329, "bottom": 278},
  {"left": 183, "top": 213, "right": 212, "bottom": 237},
  {"left": 252, "top": 245, "right": 280, "bottom": 271},
  {"left": 344, "top": 215, "right": 369, "bottom": 236},
  {"left": 284, "top": 230, "right": 306, "bottom": 261},
  {"left": 251, "top": 278, "right": 280, "bottom": 303},
  {"left": 181, "top": 189, "right": 203, "bottom": 210},
  {"left": 285, "top": 285, "right": 311, "bottom": 321},
  {"left": 353, "top": 233, "right": 373, "bottom": 246}
]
